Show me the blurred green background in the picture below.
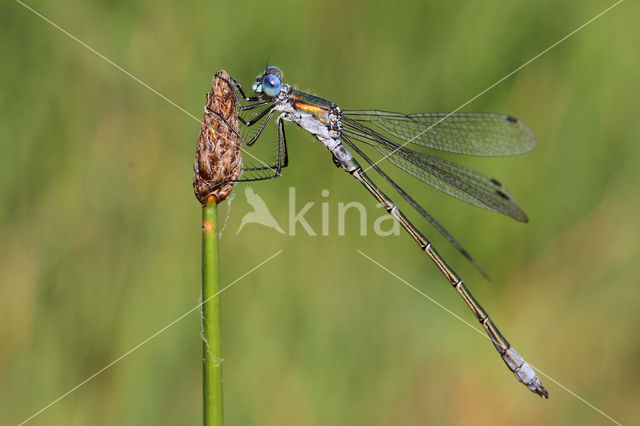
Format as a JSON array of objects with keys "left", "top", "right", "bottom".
[{"left": 2, "top": 0, "right": 639, "bottom": 425}]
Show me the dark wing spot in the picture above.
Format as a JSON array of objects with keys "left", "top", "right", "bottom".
[
  {"left": 506, "top": 116, "right": 518, "bottom": 123},
  {"left": 496, "top": 190, "right": 510, "bottom": 200},
  {"left": 490, "top": 178, "right": 502, "bottom": 187}
]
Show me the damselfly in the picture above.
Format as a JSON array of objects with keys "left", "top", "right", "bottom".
[{"left": 207, "top": 66, "right": 548, "bottom": 398}]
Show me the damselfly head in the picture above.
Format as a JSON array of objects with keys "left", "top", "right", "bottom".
[{"left": 252, "top": 66, "right": 283, "bottom": 97}]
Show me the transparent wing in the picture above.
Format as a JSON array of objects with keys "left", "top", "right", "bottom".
[
  {"left": 343, "top": 110, "right": 536, "bottom": 156},
  {"left": 342, "top": 118, "right": 528, "bottom": 222}
]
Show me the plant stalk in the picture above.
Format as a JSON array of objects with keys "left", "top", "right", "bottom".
[{"left": 202, "top": 198, "right": 223, "bottom": 426}]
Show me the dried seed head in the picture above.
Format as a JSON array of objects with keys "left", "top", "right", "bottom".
[{"left": 193, "top": 70, "right": 242, "bottom": 204}]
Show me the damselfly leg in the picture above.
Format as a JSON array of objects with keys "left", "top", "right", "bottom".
[{"left": 204, "top": 74, "right": 287, "bottom": 183}]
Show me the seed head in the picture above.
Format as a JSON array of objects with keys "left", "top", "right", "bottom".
[{"left": 193, "top": 70, "right": 242, "bottom": 204}]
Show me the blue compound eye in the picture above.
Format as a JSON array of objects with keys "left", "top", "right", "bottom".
[{"left": 262, "top": 73, "right": 281, "bottom": 97}]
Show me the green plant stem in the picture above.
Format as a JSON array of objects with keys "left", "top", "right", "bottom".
[{"left": 202, "top": 200, "right": 223, "bottom": 426}]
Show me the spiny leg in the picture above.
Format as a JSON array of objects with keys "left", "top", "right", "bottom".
[
  {"left": 209, "top": 72, "right": 277, "bottom": 138},
  {"left": 204, "top": 73, "right": 286, "bottom": 184},
  {"left": 205, "top": 105, "right": 275, "bottom": 146},
  {"left": 208, "top": 115, "right": 289, "bottom": 188},
  {"left": 214, "top": 72, "right": 262, "bottom": 105},
  {"left": 239, "top": 116, "right": 289, "bottom": 176}
]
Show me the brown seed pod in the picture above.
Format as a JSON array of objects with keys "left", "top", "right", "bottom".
[{"left": 193, "top": 70, "right": 242, "bottom": 204}]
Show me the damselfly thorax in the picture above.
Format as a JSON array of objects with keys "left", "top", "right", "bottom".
[{"left": 274, "top": 87, "right": 356, "bottom": 168}]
